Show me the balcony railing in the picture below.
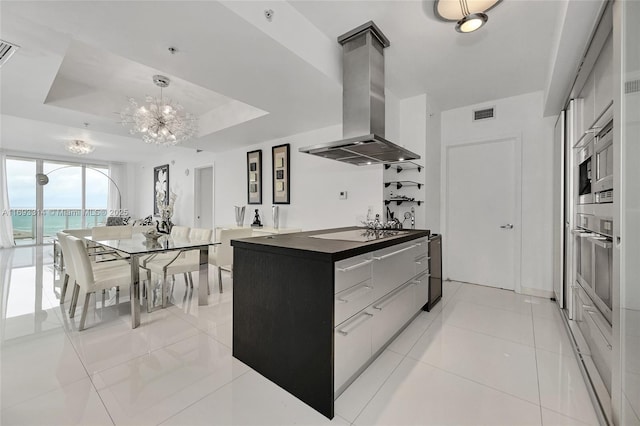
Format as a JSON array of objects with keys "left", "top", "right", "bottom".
[{"left": 10, "top": 208, "right": 107, "bottom": 241}]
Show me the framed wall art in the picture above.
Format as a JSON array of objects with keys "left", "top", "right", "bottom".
[
  {"left": 272, "top": 143, "right": 290, "bottom": 204},
  {"left": 153, "top": 164, "right": 170, "bottom": 216},
  {"left": 247, "top": 149, "right": 262, "bottom": 204}
]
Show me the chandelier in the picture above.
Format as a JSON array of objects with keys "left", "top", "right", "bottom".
[
  {"left": 120, "top": 75, "right": 197, "bottom": 146},
  {"left": 65, "top": 139, "right": 94, "bottom": 155}
]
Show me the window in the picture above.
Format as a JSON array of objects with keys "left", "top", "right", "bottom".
[{"left": 5, "top": 157, "right": 111, "bottom": 245}]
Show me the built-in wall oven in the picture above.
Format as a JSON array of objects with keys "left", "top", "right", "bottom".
[{"left": 573, "top": 213, "right": 613, "bottom": 393}]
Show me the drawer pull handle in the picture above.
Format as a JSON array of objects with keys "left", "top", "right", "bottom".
[
  {"left": 415, "top": 255, "right": 428, "bottom": 264},
  {"left": 373, "top": 245, "right": 416, "bottom": 261},
  {"left": 337, "top": 312, "right": 373, "bottom": 336},
  {"left": 373, "top": 283, "right": 416, "bottom": 311},
  {"left": 586, "top": 236, "right": 613, "bottom": 249},
  {"left": 412, "top": 272, "right": 429, "bottom": 282},
  {"left": 337, "top": 259, "right": 373, "bottom": 272},
  {"left": 336, "top": 284, "right": 372, "bottom": 303}
]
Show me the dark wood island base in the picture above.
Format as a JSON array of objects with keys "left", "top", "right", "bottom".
[{"left": 232, "top": 227, "right": 432, "bottom": 418}]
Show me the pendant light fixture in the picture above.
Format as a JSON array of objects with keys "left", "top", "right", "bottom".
[
  {"left": 120, "top": 75, "right": 197, "bottom": 146},
  {"left": 434, "top": 0, "right": 501, "bottom": 33}
]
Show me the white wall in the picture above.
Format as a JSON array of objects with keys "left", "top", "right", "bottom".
[
  {"left": 425, "top": 96, "right": 442, "bottom": 233},
  {"left": 441, "top": 91, "right": 556, "bottom": 297},
  {"left": 133, "top": 125, "right": 384, "bottom": 232}
]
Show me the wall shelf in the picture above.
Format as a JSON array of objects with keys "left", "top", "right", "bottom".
[
  {"left": 384, "top": 181, "right": 422, "bottom": 190},
  {"left": 384, "top": 161, "right": 422, "bottom": 173},
  {"left": 384, "top": 199, "right": 423, "bottom": 206}
]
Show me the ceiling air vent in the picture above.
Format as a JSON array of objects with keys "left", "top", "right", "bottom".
[
  {"left": 625, "top": 79, "right": 640, "bottom": 94},
  {"left": 473, "top": 107, "right": 495, "bottom": 121},
  {"left": 0, "top": 40, "right": 20, "bottom": 67}
]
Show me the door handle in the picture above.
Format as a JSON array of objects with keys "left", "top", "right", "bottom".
[{"left": 500, "top": 224, "right": 514, "bottom": 229}]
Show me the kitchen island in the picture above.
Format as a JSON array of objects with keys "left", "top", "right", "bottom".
[{"left": 231, "top": 227, "right": 431, "bottom": 419}]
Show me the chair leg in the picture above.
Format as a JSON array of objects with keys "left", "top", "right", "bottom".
[
  {"left": 69, "top": 284, "right": 80, "bottom": 317},
  {"left": 79, "top": 293, "right": 92, "bottom": 331},
  {"left": 60, "top": 274, "right": 69, "bottom": 304},
  {"left": 218, "top": 267, "right": 223, "bottom": 294},
  {"left": 162, "top": 272, "right": 168, "bottom": 308},
  {"left": 188, "top": 272, "right": 194, "bottom": 289},
  {"left": 116, "top": 287, "right": 120, "bottom": 305},
  {"left": 183, "top": 273, "right": 189, "bottom": 288},
  {"left": 102, "top": 289, "right": 106, "bottom": 307}
]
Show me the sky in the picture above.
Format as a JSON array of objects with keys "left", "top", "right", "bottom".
[{"left": 6, "top": 159, "right": 109, "bottom": 209}]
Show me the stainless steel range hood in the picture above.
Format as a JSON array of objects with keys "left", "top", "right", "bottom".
[{"left": 299, "top": 21, "right": 420, "bottom": 166}]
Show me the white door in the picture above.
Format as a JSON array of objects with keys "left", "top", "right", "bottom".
[
  {"left": 445, "top": 137, "right": 520, "bottom": 290},
  {"left": 194, "top": 166, "right": 214, "bottom": 229}
]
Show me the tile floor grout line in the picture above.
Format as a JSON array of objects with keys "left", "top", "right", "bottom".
[
  {"left": 156, "top": 368, "right": 253, "bottom": 426},
  {"left": 348, "top": 352, "right": 408, "bottom": 426},
  {"left": 530, "top": 297, "right": 545, "bottom": 425},
  {"left": 542, "top": 407, "right": 593, "bottom": 425},
  {"left": 62, "top": 329, "right": 118, "bottom": 426},
  {"left": 437, "top": 316, "right": 536, "bottom": 349},
  {"left": 447, "top": 296, "right": 536, "bottom": 318},
  {"left": 410, "top": 355, "right": 544, "bottom": 409}
]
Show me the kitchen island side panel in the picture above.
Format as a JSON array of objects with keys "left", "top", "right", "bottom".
[{"left": 232, "top": 246, "right": 335, "bottom": 418}]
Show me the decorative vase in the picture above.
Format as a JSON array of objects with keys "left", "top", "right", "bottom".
[
  {"left": 272, "top": 205, "right": 279, "bottom": 230},
  {"left": 235, "top": 206, "right": 245, "bottom": 227}
]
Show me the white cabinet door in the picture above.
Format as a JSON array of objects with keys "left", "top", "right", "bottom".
[
  {"left": 594, "top": 32, "right": 613, "bottom": 119},
  {"left": 334, "top": 311, "right": 374, "bottom": 394},
  {"left": 335, "top": 280, "right": 375, "bottom": 325},
  {"left": 413, "top": 271, "right": 430, "bottom": 312},
  {"left": 335, "top": 253, "right": 373, "bottom": 294},
  {"left": 581, "top": 70, "right": 596, "bottom": 132},
  {"left": 371, "top": 282, "right": 417, "bottom": 354},
  {"left": 372, "top": 242, "right": 418, "bottom": 300}
]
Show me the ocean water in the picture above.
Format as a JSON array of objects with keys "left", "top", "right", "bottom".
[{"left": 10, "top": 209, "right": 106, "bottom": 238}]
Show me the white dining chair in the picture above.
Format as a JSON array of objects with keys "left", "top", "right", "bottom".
[
  {"left": 209, "top": 228, "right": 253, "bottom": 293},
  {"left": 56, "top": 232, "right": 129, "bottom": 306},
  {"left": 91, "top": 225, "right": 132, "bottom": 240},
  {"left": 66, "top": 235, "right": 132, "bottom": 330},
  {"left": 142, "top": 228, "right": 213, "bottom": 310}
]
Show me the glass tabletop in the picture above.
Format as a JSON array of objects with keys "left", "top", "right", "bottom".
[{"left": 86, "top": 234, "right": 218, "bottom": 255}]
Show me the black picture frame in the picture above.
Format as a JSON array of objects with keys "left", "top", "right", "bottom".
[
  {"left": 272, "top": 143, "right": 290, "bottom": 204},
  {"left": 247, "top": 150, "right": 262, "bottom": 204},
  {"left": 153, "top": 164, "right": 170, "bottom": 216}
]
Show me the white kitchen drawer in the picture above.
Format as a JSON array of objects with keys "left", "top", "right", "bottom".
[
  {"left": 413, "top": 271, "right": 429, "bottom": 312},
  {"left": 335, "top": 253, "right": 373, "bottom": 294},
  {"left": 415, "top": 253, "right": 429, "bottom": 276},
  {"left": 335, "top": 279, "right": 375, "bottom": 325},
  {"left": 334, "top": 310, "right": 374, "bottom": 394},
  {"left": 372, "top": 241, "right": 418, "bottom": 300},
  {"left": 371, "top": 281, "right": 417, "bottom": 354},
  {"left": 413, "top": 238, "right": 428, "bottom": 257}
]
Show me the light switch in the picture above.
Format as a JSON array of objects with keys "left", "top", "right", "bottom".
[{"left": 339, "top": 191, "right": 348, "bottom": 200}]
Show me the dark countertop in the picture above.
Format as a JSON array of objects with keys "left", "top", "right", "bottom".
[{"left": 231, "top": 226, "right": 430, "bottom": 262}]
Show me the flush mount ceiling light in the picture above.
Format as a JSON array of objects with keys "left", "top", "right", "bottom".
[
  {"left": 434, "top": 0, "right": 501, "bottom": 33},
  {"left": 65, "top": 139, "right": 94, "bottom": 155},
  {"left": 120, "top": 74, "right": 198, "bottom": 146}
]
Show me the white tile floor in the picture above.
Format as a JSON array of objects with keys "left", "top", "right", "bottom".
[{"left": 0, "top": 246, "right": 601, "bottom": 425}]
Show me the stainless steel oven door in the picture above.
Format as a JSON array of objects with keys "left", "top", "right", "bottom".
[
  {"left": 577, "top": 230, "right": 594, "bottom": 290},
  {"left": 575, "top": 284, "right": 612, "bottom": 393},
  {"left": 588, "top": 235, "right": 613, "bottom": 324}
]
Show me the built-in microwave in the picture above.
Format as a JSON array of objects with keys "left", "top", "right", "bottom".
[
  {"left": 577, "top": 142, "right": 593, "bottom": 204},
  {"left": 594, "top": 120, "right": 614, "bottom": 203}
]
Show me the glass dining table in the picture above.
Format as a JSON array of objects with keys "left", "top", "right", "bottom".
[{"left": 86, "top": 234, "right": 219, "bottom": 329}]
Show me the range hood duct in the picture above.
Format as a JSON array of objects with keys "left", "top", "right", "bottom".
[{"left": 300, "top": 21, "right": 420, "bottom": 166}]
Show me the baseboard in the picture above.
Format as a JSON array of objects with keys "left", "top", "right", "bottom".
[{"left": 520, "top": 286, "right": 554, "bottom": 299}]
